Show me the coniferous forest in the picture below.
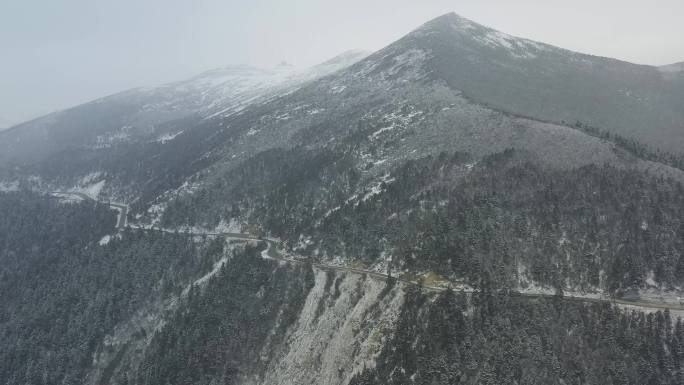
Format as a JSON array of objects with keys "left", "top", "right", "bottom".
[
  {"left": 0, "top": 192, "right": 224, "bottom": 384},
  {"left": 2, "top": 8, "right": 684, "bottom": 385}
]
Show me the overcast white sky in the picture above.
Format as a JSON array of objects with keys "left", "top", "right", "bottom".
[{"left": 1, "top": 0, "right": 683, "bottom": 127}]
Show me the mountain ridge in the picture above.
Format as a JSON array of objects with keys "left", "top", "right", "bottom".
[
  {"left": 428, "top": 13, "right": 679, "bottom": 68},
  {"left": 0, "top": 50, "right": 369, "bottom": 165},
  {"left": 393, "top": 13, "right": 684, "bottom": 154},
  {"left": 3, "top": 13, "right": 684, "bottom": 205}
]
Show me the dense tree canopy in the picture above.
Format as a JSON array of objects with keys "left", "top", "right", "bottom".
[{"left": 0, "top": 192, "right": 223, "bottom": 385}]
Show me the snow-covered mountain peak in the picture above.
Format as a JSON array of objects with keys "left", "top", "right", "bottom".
[
  {"left": 435, "top": 12, "right": 480, "bottom": 30},
  {"left": 411, "top": 12, "right": 483, "bottom": 37},
  {"left": 410, "top": 12, "right": 555, "bottom": 59},
  {"left": 177, "top": 64, "right": 296, "bottom": 91},
  {"left": 174, "top": 50, "right": 369, "bottom": 97}
]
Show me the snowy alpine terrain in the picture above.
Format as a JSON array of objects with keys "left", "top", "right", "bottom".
[
  {"left": 0, "top": 50, "right": 368, "bottom": 165},
  {"left": 2, "top": 11, "right": 684, "bottom": 385}
]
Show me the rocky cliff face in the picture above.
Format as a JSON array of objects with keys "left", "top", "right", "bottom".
[
  {"left": 251, "top": 269, "right": 403, "bottom": 385},
  {"left": 84, "top": 243, "right": 405, "bottom": 385},
  {"left": 88, "top": 242, "right": 684, "bottom": 385}
]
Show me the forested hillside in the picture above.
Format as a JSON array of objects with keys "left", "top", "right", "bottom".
[
  {"left": 0, "top": 192, "right": 226, "bottom": 385},
  {"left": 134, "top": 245, "right": 315, "bottom": 385},
  {"left": 313, "top": 150, "right": 684, "bottom": 293},
  {"left": 160, "top": 148, "right": 684, "bottom": 295},
  {"left": 351, "top": 287, "right": 684, "bottom": 385},
  {"left": 95, "top": 244, "right": 684, "bottom": 385}
]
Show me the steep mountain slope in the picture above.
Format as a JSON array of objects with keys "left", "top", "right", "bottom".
[
  {"left": 147, "top": 13, "right": 684, "bottom": 230},
  {"left": 3, "top": 14, "right": 682, "bottom": 206},
  {"left": 169, "top": 13, "right": 684, "bottom": 187},
  {"left": 7, "top": 197, "right": 681, "bottom": 385},
  {"left": 0, "top": 50, "right": 368, "bottom": 165},
  {"left": 4, "top": 12, "right": 684, "bottom": 385},
  {"left": 417, "top": 13, "right": 684, "bottom": 154},
  {"left": 0, "top": 191, "right": 231, "bottom": 385},
  {"left": 138, "top": 14, "right": 684, "bottom": 303}
]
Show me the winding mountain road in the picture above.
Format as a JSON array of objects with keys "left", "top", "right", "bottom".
[
  {"left": 51, "top": 191, "right": 128, "bottom": 230},
  {"left": 244, "top": 235, "right": 684, "bottom": 314},
  {"left": 49, "top": 191, "right": 684, "bottom": 315}
]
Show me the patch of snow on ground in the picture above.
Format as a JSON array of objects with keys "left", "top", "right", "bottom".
[
  {"left": 274, "top": 111, "right": 291, "bottom": 121},
  {"left": 330, "top": 85, "right": 347, "bottom": 94},
  {"left": 78, "top": 172, "right": 103, "bottom": 185},
  {"left": 75, "top": 179, "right": 106, "bottom": 200},
  {"left": 99, "top": 235, "right": 112, "bottom": 246},
  {"left": 142, "top": 180, "right": 201, "bottom": 225},
  {"left": 511, "top": 50, "right": 537, "bottom": 59},
  {"left": 369, "top": 126, "right": 395, "bottom": 140},
  {"left": 523, "top": 40, "right": 552, "bottom": 52},
  {"left": 52, "top": 193, "right": 83, "bottom": 204},
  {"left": 156, "top": 131, "right": 184, "bottom": 143},
  {"left": 448, "top": 17, "right": 479, "bottom": 33},
  {"left": 360, "top": 175, "right": 395, "bottom": 202},
  {"left": 386, "top": 49, "right": 430, "bottom": 78},
  {"left": 258, "top": 271, "right": 404, "bottom": 385},
  {"left": 182, "top": 256, "right": 229, "bottom": 296},
  {"left": 214, "top": 218, "right": 242, "bottom": 233},
  {"left": 307, "top": 108, "right": 325, "bottom": 115},
  {"left": 517, "top": 281, "right": 556, "bottom": 296},
  {"left": 355, "top": 48, "right": 430, "bottom": 82},
  {"left": 369, "top": 107, "right": 424, "bottom": 141},
  {"left": 472, "top": 29, "right": 546, "bottom": 59},
  {"left": 94, "top": 126, "right": 132, "bottom": 148},
  {"left": 481, "top": 30, "right": 514, "bottom": 50}
]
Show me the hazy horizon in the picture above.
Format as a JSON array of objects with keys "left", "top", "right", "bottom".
[{"left": 2, "top": 0, "right": 683, "bottom": 128}]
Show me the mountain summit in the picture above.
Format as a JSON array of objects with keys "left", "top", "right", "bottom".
[
  {"left": 2, "top": 13, "right": 683, "bottom": 200},
  {"left": 367, "top": 12, "right": 684, "bottom": 154}
]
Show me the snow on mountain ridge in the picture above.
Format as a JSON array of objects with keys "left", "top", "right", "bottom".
[
  {"left": 381, "top": 12, "right": 684, "bottom": 155},
  {"left": 126, "top": 50, "right": 371, "bottom": 122},
  {"left": 0, "top": 49, "right": 370, "bottom": 165},
  {"left": 427, "top": 13, "right": 555, "bottom": 59}
]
